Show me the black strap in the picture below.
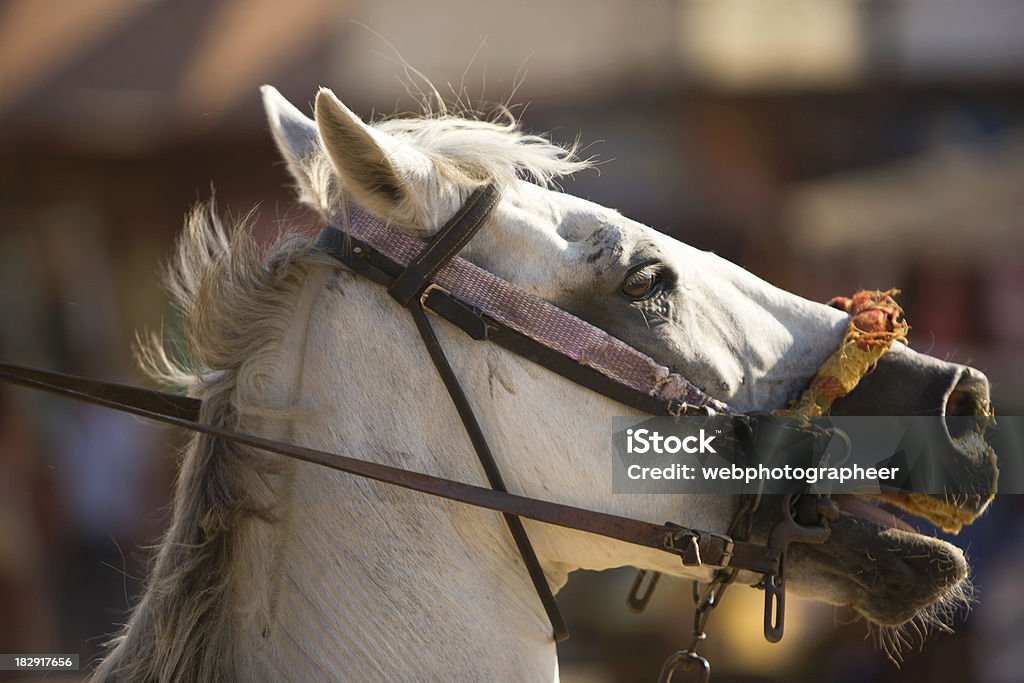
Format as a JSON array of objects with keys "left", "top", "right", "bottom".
[
  {"left": 385, "top": 183, "right": 569, "bottom": 641},
  {"left": 388, "top": 184, "right": 501, "bottom": 307},
  {"left": 0, "top": 361, "right": 201, "bottom": 419},
  {"left": 409, "top": 305, "right": 570, "bottom": 641}
]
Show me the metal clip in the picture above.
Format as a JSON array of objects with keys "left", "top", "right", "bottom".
[
  {"left": 763, "top": 570, "right": 786, "bottom": 643},
  {"left": 657, "top": 650, "right": 710, "bottom": 683},
  {"left": 823, "top": 425, "right": 852, "bottom": 467}
]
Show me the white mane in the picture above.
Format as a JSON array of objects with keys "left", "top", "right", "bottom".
[{"left": 95, "top": 206, "right": 331, "bottom": 681}]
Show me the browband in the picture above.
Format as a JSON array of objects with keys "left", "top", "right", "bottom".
[{"left": 317, "top": 186, "right": 734, "bottom": 418}]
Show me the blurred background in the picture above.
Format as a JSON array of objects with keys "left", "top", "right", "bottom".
[{"left": 1, "top": 1, "right": 1022, "bottom": 681}]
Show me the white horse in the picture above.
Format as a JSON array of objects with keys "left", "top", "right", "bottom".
[{"left": 92, "top": 86, "right": 995, "bottom": 681}]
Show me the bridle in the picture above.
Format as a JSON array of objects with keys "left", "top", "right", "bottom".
[{"left": 0, "top": 182, "right": 901, "bottom": 682}]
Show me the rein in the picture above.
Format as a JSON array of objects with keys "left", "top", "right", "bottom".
[{"left": 0, "top": 182, "right": 907, "bottom": 682}]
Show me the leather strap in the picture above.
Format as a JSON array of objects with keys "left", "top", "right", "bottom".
[
  {"left": 0, "top": 360, "right": 781, "bottom": 578},
  {"left": 385, "top": 183, "right": 568, "bottom": 641},
  {"left": 331, "top": 197, "right": 734, "bottom": 417},
  {"left": 0, "top": 361, "right": 201, "bottom": 419},
  {"left": 409, "top": 305, "right": 570, "bottom": 641}
]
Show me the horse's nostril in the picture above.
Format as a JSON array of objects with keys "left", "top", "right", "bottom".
[
  {"left": 946, "top": 368, "right": 991, "bottom": 416},
  {"left": 944, "top": 368, "right": 992, "bottom": 438},
  {"left": 946, "top": 390, "right": 981, "bottom": 418}
]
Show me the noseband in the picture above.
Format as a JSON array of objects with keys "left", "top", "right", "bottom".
[{"left": 0, "top": 182, "right": 907, "bottom": 682}]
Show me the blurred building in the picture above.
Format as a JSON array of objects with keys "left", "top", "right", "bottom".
[{"left": 1, "top": 1, "right": 1022, "bottom": 681}]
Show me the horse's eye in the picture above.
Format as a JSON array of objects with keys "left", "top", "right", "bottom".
[{"left": 621, "top": 265, "right": 661, "bottom": 300}]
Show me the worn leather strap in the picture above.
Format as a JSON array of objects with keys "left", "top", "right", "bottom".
[
  {"left": 335, "top": 196, "right": 734, "bottom": 417},
  {"left": 0, "top": 361, "right": 781, "bottom": 578}
]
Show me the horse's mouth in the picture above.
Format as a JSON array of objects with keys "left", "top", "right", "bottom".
[
  {"left": 783, "top": 413, "right": 998, "bottom": 629},
  {"left": 834, "top": 491, "right": 991, "bottom": 534},
  {"left": 786, "top": 492, "right": 990, "bottom": 627}
]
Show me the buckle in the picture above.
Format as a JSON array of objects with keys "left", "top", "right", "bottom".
[
  {"left": 419, "top": 283, "right": 451, "bottom": 315},
  {"left": 704, "top": 532, "right": 734, "bottom": 569}
]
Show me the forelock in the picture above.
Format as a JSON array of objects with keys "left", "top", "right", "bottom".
[{"left": 299, "top": 109, "right": 594, "bottom": 219}]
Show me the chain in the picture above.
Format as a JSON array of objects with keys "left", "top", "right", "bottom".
[
  {"left": 655, "top": 570, "right": 734, "bottom": 683},
  {"left": 656, "top": 490, "right": 763, "bottom": 683}
]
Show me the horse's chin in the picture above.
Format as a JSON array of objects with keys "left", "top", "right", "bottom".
[{"left": 786, "top": 498, "right": 973, "bottom": 627}]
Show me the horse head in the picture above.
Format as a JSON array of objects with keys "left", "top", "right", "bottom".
[{"left": 93, "top": 86, "right": 997, "bottom": 681}]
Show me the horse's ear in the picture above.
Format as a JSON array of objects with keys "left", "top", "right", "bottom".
[
  {"left": 314, "top": 87, "right": 434, "bottom": 224},
  {"left": 261, "top": 85, "right": 321, "bottom": 201}
]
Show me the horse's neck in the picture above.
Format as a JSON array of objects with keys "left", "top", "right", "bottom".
[
  {"left": 251, "top": 266, "right": 560, "bottom": 680},
  {"left": 260, "top": 464, "right": 557, "bottom": 681},
  {"left": 248, "top": 262, "right": 730, "bottom": 679}
]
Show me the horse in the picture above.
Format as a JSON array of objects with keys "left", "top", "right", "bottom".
[{"left": 90, "top": 86, "right": 997, "bottom": 681}]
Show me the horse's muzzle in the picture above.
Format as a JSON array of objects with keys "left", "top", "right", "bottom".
[
  {"left": 830, "top": 344, "right": 998, "bottom": 526},
  {"left": 833, "top": 342, "right": 992, "bottom": 417}
]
